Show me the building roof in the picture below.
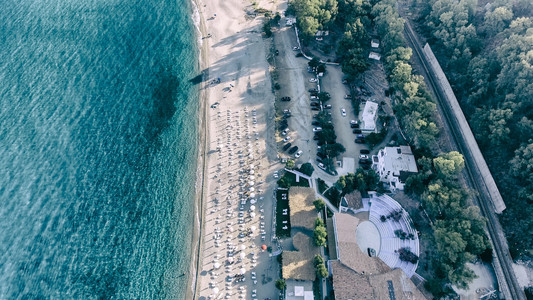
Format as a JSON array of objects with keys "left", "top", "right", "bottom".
[
  {"left": 371, "top": 39, "right": 380, "bottom": 48},
  {"left": 330, "top": 261, "right": 427, "bottom": 300},
  {"left": 326, "top": 218, "right": 338, "bottom": 260},
  {"left": 289, "top": 187, "right": 317, "bottom": 230},
  {"left": 342, "top": 190, "right": 362, "bottom": 210},
  {"left": 333, "top": 213, "right": 390, "bottom": 275},
  {"left": 282, "top": 232, "right": 319, "bottom": 281},
  {"left": 286, "top": 280, "right": 314, "bottom": 300},
  {"left": 369, "top": 52, "right": 381, "bottom": 61},
  {"left": 362, "top": 101, "right": 379, "bottom": 131},
  {"left": 378, "top": 146, "right": 418, "bottom": 177}
]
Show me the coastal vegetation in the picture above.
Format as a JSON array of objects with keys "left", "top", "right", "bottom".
[
  {"left": 313, "top": 217, "right": 327, "bottom": 246},
  {"left": 409, "top": 0, "right": 533, "bottom": 260}
]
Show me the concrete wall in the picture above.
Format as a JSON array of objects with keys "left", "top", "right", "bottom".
[{"left": 422, "top": 44, "right": 506, "bottom": 214}]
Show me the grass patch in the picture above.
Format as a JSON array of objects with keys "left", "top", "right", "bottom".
[
  {"left": 317, "top": 178, "right": 328, "bottom": 194},
  {"left": 278, "top": 171, "right": 310, "bottom": 188},
  {"left": 324, "top": 187, "right": 341, "bottom": 208},
  {"left": 276, "top": 189, "right": 291, "bottom": 238}
]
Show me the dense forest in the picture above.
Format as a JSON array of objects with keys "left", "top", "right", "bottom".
[{"left": 408, "top": 0, "right": 533, "bottom": 261}]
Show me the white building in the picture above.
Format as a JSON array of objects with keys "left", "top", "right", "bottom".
[
  {"left": 285, "top": 280, "right": 314, "bottom": 300},
  {"left": 361, "top": 101, "right": 379, "bottom": 133},
  {"left": 371, "top": 39, "right": 380, "bottom": 48},
  {"left": 372, "top": 146, "right": 418, "bottom": 191},
  {"left": 369, "top": 52, "right": 381, "bottom": 61}
]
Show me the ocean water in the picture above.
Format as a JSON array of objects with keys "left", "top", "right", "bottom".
[{"left": 0, "top": 0, "right": 199, "bottom": 298}]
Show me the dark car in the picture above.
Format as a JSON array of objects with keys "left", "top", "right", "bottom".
[
  {"left": 313, "top": 135, "right": 320, "bottom": 140},
  {"left": 310, "top": 102, "right": 320, "bottom": 106},
  {"left": 353, "top": 129, "right": 362, "bottom": 134},
  {"left": 309, "top": 88, "right": 318, "bottom": 93},
  {"left": 312, "top": 121, "right": 320, "bottom": 126},
  {"left": 311, "top": 107, "right": 320, "bottom": 111},
  {"left": 357, "top": 134, "right": 366, "bottom": 139},
  {"left": 316, "top": 156, "right": 324, "bottom": 163},
  {"left": 282, "top": 143, "right": 292, "bottom": 151},
  {"left": 288, "top": 146, "right": 299, "bottom": 154},
  {"left": 359, "top": 159, "right": 372, "bottom": 165},
  {"left": 351, "top": 123, "right": 359, "bottom": 128},
  {"left": 317, "top": 151, "right": 327, "bottom": 159},
  {"left": 355, "top": 138, "right": 366, "bottom": 144},
  {"left": 296, "top": 52, "right": 303, "bottom": 57},
  {"left": 281, "top": 96, "right": 291, "bottom": 101},
  {"left": 360, "top": 149, "right": 370, "bottom": 154}
]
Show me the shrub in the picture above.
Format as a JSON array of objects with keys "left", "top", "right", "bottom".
[{"left": 397, "top": 247, "right": 418, "bottom": 264}]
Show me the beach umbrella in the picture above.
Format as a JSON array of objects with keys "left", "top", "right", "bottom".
[
  {"left": 214, "top": 263, "right": 221, "bottom": 269},
  {"left": 250, "top": 164, "right": 255, "bottom": 169},
  {"left": 250, "top": 199, "right": 256, "bottom": 205},
  {"left": 249, "top": 187, "right": 255, "bottom": 192},
  {"left": 241, "top": 245, "right": 246, "bottom": 250},
  {"left": 212, "top": 287, "right": 219, "bottom": 295},
  {"left": 250, "top": 226, "right": 256, "bottom": 232},
  {"left": 250, "top": 212, "right": 256, "bottom": 218},
  {"left": 240, "top": 252, "right": 245, "bottom": 259},
  {"left": 240, "top": 268, "right": 246, "bottom": 274},
  {"left": 249, "top": 193, "right": 256, "bottom": 198},
  {"left": 249, "top": 175, "right": 255, "bottom": 180},
  {"left": 249, "top": 170, "right": 255, "bottom": 174},
  {"left": 261, "top": 245, "right": 267, "bottom": 250},
  {"left": 249, "top": 181, "right": 254, "bottom": 186},
  {"left": 228, "top": 257, "right": 234, "bottom": 263},
  {"left": 250, "top": 205, "right": 256, "bottom": 211}
]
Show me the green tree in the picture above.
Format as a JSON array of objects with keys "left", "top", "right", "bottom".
[
  {"left": 286, "top": 159, "right": 296, "bottom": 169},
  {"left": 316, "top": 264, "right": 329, "bottom": 278},
  {"left": 299, "top": 162, "right": 315, "bottom": 176},
  {"left": 433, "top": 151, "right": 465, "bottom": 178},
  {"left": 483, "top": 6, "right": 513, "bottom": 36},
  {"left": 315, "top": 217, "right": 324, "bottom": 227},
  {"left": 313, "top": 198, "right": 326, "bottom": 211},
  {"left": 313, "top": 225, "right": 327, "bottom": 246},
  {"left": 314, "top": 254, "right": 324, "bottom": 266},
  {"left": 275, "top": 279, "right": 287, "bottom": 290},
  {"left": 510, "top": 142, "right": 533, "bottom": 186}
]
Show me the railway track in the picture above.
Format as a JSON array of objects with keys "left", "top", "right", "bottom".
[{"left": 402, "top": 21, "right": 525, "bottom": 300}]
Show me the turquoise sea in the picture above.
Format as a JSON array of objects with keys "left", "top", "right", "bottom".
[{"left": 0, "top": 0, "right": 199, "bottom": 298}]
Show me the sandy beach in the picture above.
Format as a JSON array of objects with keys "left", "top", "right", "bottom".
[{"left": 188, "top": 0, "right": 282, "bottom": 298}]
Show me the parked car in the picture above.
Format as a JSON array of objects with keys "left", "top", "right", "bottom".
[
  {"left": 296, "top": 52, "right": 303, "bottom": 57},
  {"left": 341, "top": 108, "right": 347, "bottom": 117},
  {"left": 357, "top": 134, "right": 366, "bottom": 139},
  {"left": 295, "top": 150, "right": 303, "bottom": 158},
  {"left": 310, "top": 96, "right": 318, "bottom": 100},
  {"left": 309, "top": 88, "right": 318, "bottom": 93},
  {"left": 316, "top": 156, "right": 323, "bottom": 163},
  {"left": 310, "top": 102, "right": 320, "bottom": 106},
  {"left": 359, "top": 158, "right": 371, "bottom": 164},
  {"left": 353, "top": 129, "right": 362, "bottom": 134},
  {"left": 281, "top": 128, "right": 290, "bottom": 136},
  {"left": 283, "top": 136, "right": 291, "bottom": 142},
  {"left": 351, "top": 123, "right": 360, "bottom": 128},
  {"left": 344, "top": 94, "right": 352, "bottom": 99},
  {"left": 313, "top": 127, "right": 322, "bottom": 132},
  {"left": 360, "top": 149, "right": 370, "bottom": 154},
  {"left": 324, "top": 104, "right": 332, "bottom": 109},
  {"left": 350, "top": 120, "right": 358, "bottom": 125},
  {"left": 359, "top": 154, "right": 369, "bottom": 160},
  {"left": 317, "top": 152, "right": 327, "bottom": 159},
  {"left": 313, "top": 135, "right": 319, "bottom": 140},
  {"left": 281, "top": 96, "right": 291, "bottom": 101},
  {"left": 282, "top": 143, "right": 292, "bottom": 151},
  {"left": 311, "top": 121, "right": 320, "bottom": 126},
  {"left": 317, "top": 163, "right": 326, "bottom": 170},
  {"left": 310, "top": 91, "right": 319, "bottom": 96},
  {"left": 288, "top": 146, "right": 299, "bottom": 154},
  {"left": 293, "top": 46, "right": 300, "bottom": 50},
  {"left": 309, "top": 78, "right": 318, "bottom": 83},
  {"left": 273, "top": 171, "right": 279, "bottom": 178},
  {"left": 355, "top": 138, "right": 366, "bottom": 144},
  {"left": 311, "top": 107, "right": 320, "bottom": 111}
]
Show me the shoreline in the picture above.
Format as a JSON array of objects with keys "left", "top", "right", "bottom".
[{"left": 186, "top": 0, "right": 210, "bottom": 298}]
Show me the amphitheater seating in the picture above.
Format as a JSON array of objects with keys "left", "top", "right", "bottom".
[{"left": 365, "top": 194, "right": 419, "bottom": 278}]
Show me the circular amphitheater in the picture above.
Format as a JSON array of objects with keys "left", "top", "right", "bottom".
[{"left": 357, "top": 194, "right": 420, "bottom": 278}]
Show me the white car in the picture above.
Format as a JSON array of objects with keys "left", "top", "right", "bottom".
[
  {"left": 350, "top": 119, "right": 358, "bottom": 125},
  {"left": 273, "top": 171, "right": 279, "bottom": 179},
  {"left": 341, "top": 108, "right": 347, "bottom": 117},
  {"left": 359, "top": 154, "right": 369, "bottom": 160},
  {"left": 309, "top": 78, "right": 318, "bottom": 83},
  {"left": 283, "top": 136, "right": 291, "bottom": 142},
  {"left": 295, "top": 150, "right": 303, "bottom": 158},
  {"left": 317, "top": 163, "right": 326, "bottom": 170},
  {"left": 313, "top": 127, "right": 322, "bottom": 132},
  {"left": 293, "top": 46, "right": 300, "bottom": 50}
]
